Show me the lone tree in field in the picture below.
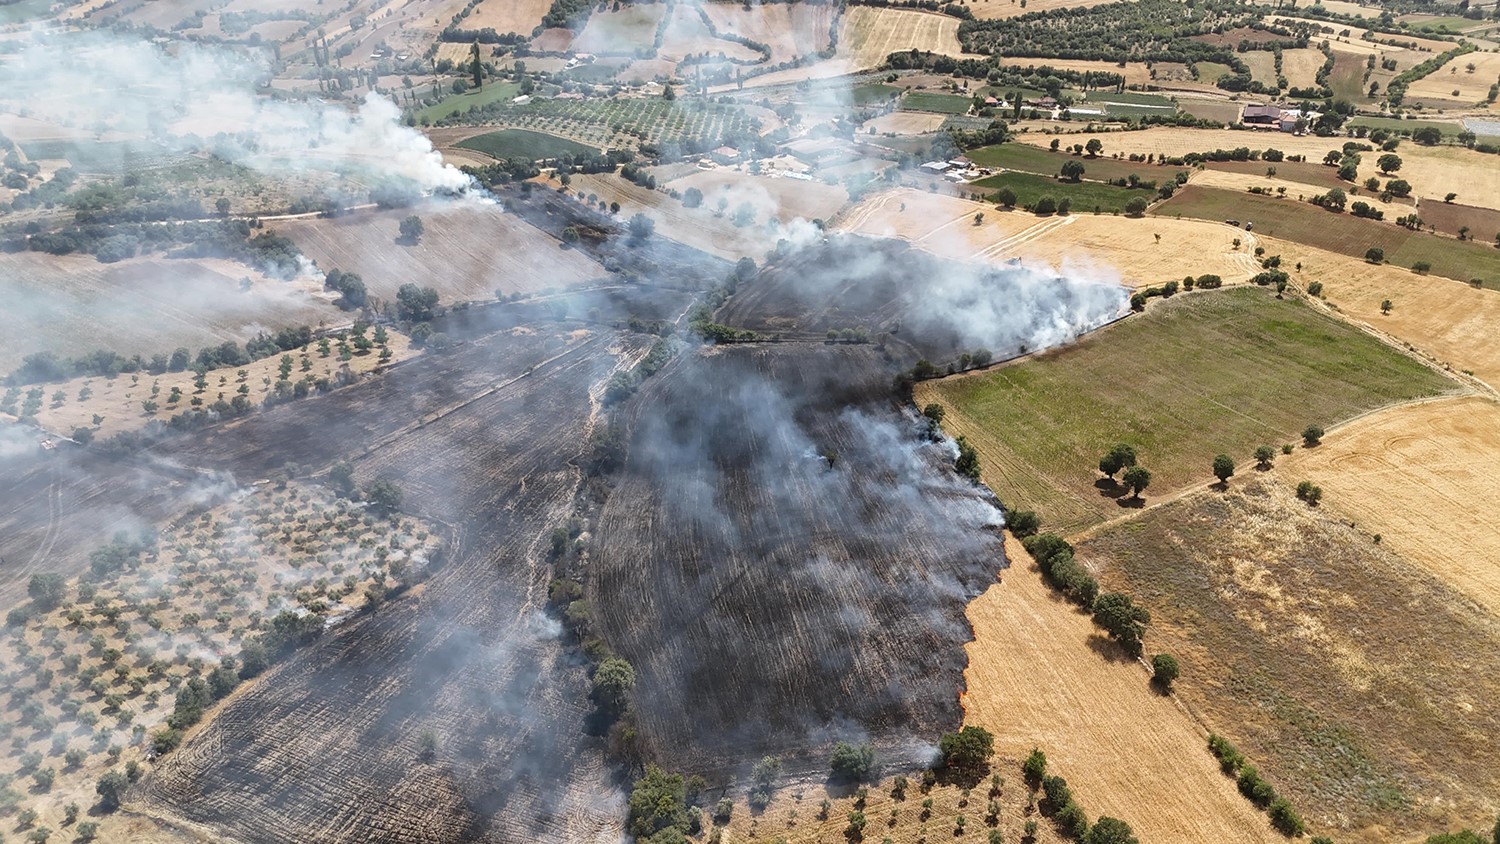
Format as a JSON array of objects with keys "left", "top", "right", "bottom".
[
  {"left": 1098, "top": 443, "right": 1137, "bottom": 480},
  {"left": 1212, "top": 454, "right": 1235, "bottom": 485},
  {"left": 1084, "top": 137, "right": 1103, "bottom": 157},
  {"left": 1254, "top": 445, "right": 1276, "bottom": 469},
  {"left": 1060, "top": 160, "right": 1085, "bottom": 182},
  {"left": 469, "top": 40, "right": 483, "bottom": 90},
  {"left": 1381, "top": 298, "right": 1393, "bottom": 314},
  {"left": 996, "top": 187, "right": 1017, "bottom": 209},
  {"left": 939, "top": 725, "right": 995, "bottom": 773},
  {"left": 1302, "top": 425, "right": 1325, "bottom": 446},
  {"left": 1121, "top": 465, "right": 1151, "bottom": 499},
  {"left": 592, "top": 657, "right": 635, "bottom": 719},
  {"left": 399, "top": 214, "right": 424, "bottom": 244},
  {"left": 830, "top": 741, "right": 877, "bottom": 782},
  {"left": 1377, "top": 153, "right": 1402, "bottom": 174},
  {"left": 1125, "top": 195, "right": 1148, "bottom": 217},
  {"left": 1150, "top": 653, "right": 1180, "bottom": 691},
  {"left": 627, "top": 213, "right": 655, "bottom": 244},
  {"left": 1093, "top": 592, "right": 1150, "bottom": 656},
  {"left": 363, "top": 480, "right": 404, "bottom": 517},
  {"left": 1365, "top": 247, "right": 1384, "bottom": 264}
]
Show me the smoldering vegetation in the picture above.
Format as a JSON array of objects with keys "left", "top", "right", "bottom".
[
  {"left": 721, "top": 235, "right": 1127, "bottom": 363},
  {"left": 591, "top": 343, "right": 1005, "bottom": 773}
]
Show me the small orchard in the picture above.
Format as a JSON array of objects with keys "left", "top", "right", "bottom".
[{"left": 0, "top": 481, "right": 442, "bottom": 835}]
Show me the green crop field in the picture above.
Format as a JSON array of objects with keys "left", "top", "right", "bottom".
[
  {"left": 1157, "top": 186, "right": 1500, "bottom": 287},
  {"left": 899, "top": 91, "right": 973, "bottom": 114},
  {"left": 967, "top": 143, "right": 1186, "bottom": 185},
  {"left": 851, "top": 83, "right": 901, "bottom": 106},
  {"left": 454, "top": 128, "right": 599, "bottom": 161},
  {"left": 413, "top": 81, "right": 523, "bottom": 124},
  {"left": 970, "top": 170, "right": 1155, "bottom": 214},
  {"left": 1347, "top": 116, "right": 1466, "bottom": 137},
  {"left": 1083, "top": 90, "right": 1176, "bottom": 107},
  {"left": 914, "top": 288, "right": 1456, "bottom": 534}
]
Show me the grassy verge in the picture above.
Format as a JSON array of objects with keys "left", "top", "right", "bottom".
[
  {"left": 970, "top": 170, "right": 1154, "bottom": 214},
  {"left": 967, "top": 143, "right": 1186, "bottom": 184},
  {"left": 1157, "top": 185, "right": 1500, "bottom": 287},
  {"left": 454, "top": 128, "right": 599, "bottom": 161},
  {"left": 913, "top": 288, "right": 1456, "bottom": 534}
]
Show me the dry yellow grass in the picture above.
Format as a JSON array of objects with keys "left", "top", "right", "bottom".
[
  {"left": 965, "top": 0, "right": 1119, "bottom": 20},
  {"left": 711, "top": 759, "right": 1072, "bottom": 844},
  {"left": 1281, "top": 47, "right": 1329, "bottom": 89},
  {"left": 701, "top": 2, "right": 839, "bottom": 65},
  {"left": 1241, "top": 50, "right": 1279, "bottom": 87},
  {"left": 1017, "top": 128, "right": 1500, "bottom": 209},
  {"left": 963, "top": 536, "right": 1284, "bottom": 844},
  {"left": 863, "top": 111, "right": 949, "bottom": 134},
  {"left": 1406, "top": 50, "right": 1500, "bottom": 105},
  {"left": 570, "top": 5, "right": 667, "bottom": 55},
  {"left": 462, "top": 0, "right": 550, "bottom": 34},
  {"left": 1253, "top": 233, "right": 1500, "bottom": 388},
  {"left": 1282, "top": 395, "right": 1500, "bottom": 616},
  {"left": 843, "top": 6, "right": 968, "bottom": 71},
  {"left": 835, "top": 187, "right": 1259, "bottom": 286}
]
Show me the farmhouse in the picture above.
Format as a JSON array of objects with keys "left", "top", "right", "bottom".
[
  {"left": 711, "top": 146, "right": 741, "bottom": 165},
  {"left": 921, "top": 160, "right": 952, "bottom": 174},
  {"left": 1241, "top": 103, "right": 1282, "bottom": 126},
  {"left": 782, "top": 137, "right": 854, "bottom": 166}
]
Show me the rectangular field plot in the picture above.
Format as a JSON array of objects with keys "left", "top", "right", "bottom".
[
  {"left": 915, "top": 287, "right": 1457, "bottom": 534},
  {"left": 454, "top": 127, "right": 598, "bottom": 160}
]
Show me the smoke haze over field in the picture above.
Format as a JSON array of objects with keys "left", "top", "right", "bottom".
[{"left": 0, "top": 32, "right": 470, "bottom": 193}]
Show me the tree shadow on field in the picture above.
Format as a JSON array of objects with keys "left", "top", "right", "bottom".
[
  {"left": 1093, "top": 478, "right": 1124, "bottom": 499},
  {"left": 1085, "top": 632, "right": 1135, "bottom": 664},
  {"left": 1114, "top": 496, "right": 1145, "bottom": 510}
]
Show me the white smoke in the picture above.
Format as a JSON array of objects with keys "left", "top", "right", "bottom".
[{"left": 0, "top": 31, "right": 472, "bottom": 194}]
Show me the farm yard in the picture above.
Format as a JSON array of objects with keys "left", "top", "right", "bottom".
[
  {"left": 964, "top": 537, "right": 1284, "bottom": 844},
  {"left": 280, "top": 200, "right": 604, "bottom": 303},
  {"left": 0, "top": 253, "right": 342, "bottom": 375},
  {"left": 915, "top": 288, "right": 1457, "bottom": 534},
  {"left": 1083, "top": 479, "right": 1500, "bottom": 840},
  {"left": 0, "top": 480, "right": 442, "bottom": 840},
  {"left": 1281, "top": 396, "right": 1500, "bottom": 615}
]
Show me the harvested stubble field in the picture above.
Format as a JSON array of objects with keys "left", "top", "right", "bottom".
[
  {"left": 570, "top": 4, "right": 667, "bottom": 55},
  {"left": 138, "top": 326, "right": 644, "bottom": 842},
  {"left": 665, "top": 168, "right": 849, "bottom": 225},
  {"left": 701, "top": 1, "right": 838, "bottom": 65},
  {"left": 461, "top": 0, "right": 550, "bottom": 34},
  {"left": 1081, "top": 479, "right": 1500, "bottom": 840},
  {"left": 713, "top": 758, "right": 1070, "bottom": 844},
  {"left": 835, "top": 188, "right": 1254, "bottom": 288},
  {"left": 1281, "top": 46, "right": 1330, "bottom": 89},
  {"left": 1256, "top": 233, "right": 1500, "bottom": 386},
  {"left": 843, "top": 6, "right": 968, "bottom": 71},
  {"left": 964, "top": 536, "right": 1282, "bottom": 843},
  {"left": 1405, "top": 49, "right": 1500, "bottom": 104},
  {"left": 0, "top": 481, "right": 441, "bottom": 839},
  {"left": 1281, "top": 395, "right": 1500, "bottom": 615},
  {"left": 658, "top": 3, "right": 760, "bottom": 63},
  {"left": 567, "top": 171, "right": 809, "bottom": 262},
  {"left": 862, "top": 111, "right": 948, "bottom": 134},
  {"left": 0, "top": 252, "right": 341, "bottom": 374},
  {"left": 915, "top": 288, "right": 1458, "bottom": 535},
  {"left": 11, "top": 328, "right": 416, "bottom": 439},
  {"left": 282, "top": 200, "right": 604, "bottom": 303},
  {"left": 591, "top": 343, "right": 1005, "bottom": 772},
  {"left": 1158, "top": 186, "right": 1500, "bottom": 286}
]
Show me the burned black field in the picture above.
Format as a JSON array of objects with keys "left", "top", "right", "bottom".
[
  {"left": 0, "top": 190, "right": 1119, "bottom": 841},
  {"left": 590, "top": 343, "right": 1006, "bottom": 774}
]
